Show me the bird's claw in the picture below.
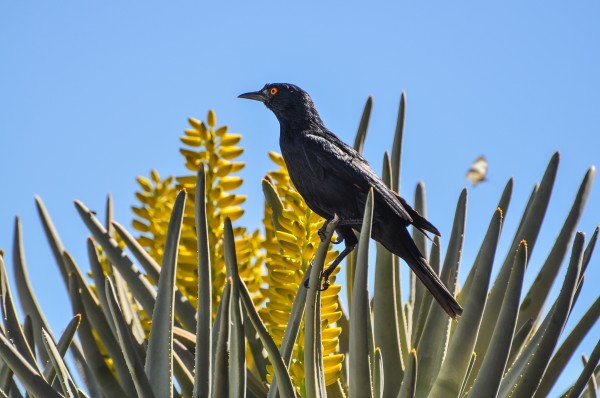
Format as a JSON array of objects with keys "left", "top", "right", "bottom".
[{"left": 303, "top": 269, "right": 332, "bottom": 291}]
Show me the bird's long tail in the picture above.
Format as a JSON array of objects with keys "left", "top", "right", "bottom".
[{"left": 380, "top": 227, "right": 463, "bottom": 319}]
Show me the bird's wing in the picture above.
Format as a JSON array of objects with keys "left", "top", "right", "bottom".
[{"left": 303, "top": 131, "right": 413, "bottom": 222}]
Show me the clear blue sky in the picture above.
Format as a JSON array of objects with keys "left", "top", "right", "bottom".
[{"left": 1, "top": 2, "right": 598, "bottom": 395}]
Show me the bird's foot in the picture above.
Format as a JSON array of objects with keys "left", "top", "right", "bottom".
[{"left": 303, "top": 268, "right": 332, "bottom": 291}]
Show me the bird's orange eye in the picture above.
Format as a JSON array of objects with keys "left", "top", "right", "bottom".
[{"left": 270, "top": 87, "right": 278, "bottom": 95}]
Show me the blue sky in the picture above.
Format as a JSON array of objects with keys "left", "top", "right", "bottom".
[{"left": 1, "top": 2, "right": 599, "bottom": 395}]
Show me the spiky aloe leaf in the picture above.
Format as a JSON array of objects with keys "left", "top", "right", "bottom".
[
  {"left": 145, "top": 190, "right": 186, "bottom": 398},
  {"left": 41, "top": 329, "right": 77, "bottom": 398},
  {"left": 507, "top": 318, "right": 534, "bottom": 366},
  {"left": 501, "top": 232, "right": 584, "bottom": 397},
  {"left": 411, "top": 182, "right": 428, "bottom": 332},
  {"left": 223, "top": 217, "right": 246, "bottom": 398},
  {"left": 305, "top": 216, "right": 338, "bottom": 398},
  {"left": 468, "top": 241, "right": 527, "bottom": 398},
  {"left": 430, "top": 207, "right": 502, "bottom": 398},
  {"left": 75, "top": 200, "right": 157, "bottom": 317},
  {"left": 459, "top": 352, "right": 476, "bottom": 398},
  {"left": 459, "top": 177, "right": 513, "bottom": 302},
  {"left": 105, "top": 278, "right": 155, "bottom": 398},
  {"left": 0, "top": 331, "right": 60, "bottom": 398},
  {"left": 239, "top": 277, "right": 296, "bottom": 398},
  {"left": 12, "top": 217, "right": 51, "bottom": 365},
  {"left": 398, "top": 349, "right": 417, "bottom": 398},
  {"left": 63, "top": 252, "right": 138, "bottom": 397},
  {"left": 67, "top": 274, "right": 127, "bottom": 396},
  {"left": 469, "top": 153, "right": 559, "bottom": 387},
  {"left": 353, "top": 96, "right": 373, "bottom": 154},
  {"left": 517, "top": 166, "right": 594, "bottom": 330},
  {"left": 412, "top": 235, "right": 440, "bottom": 349},
  {"left": 0, "top": 254, "right": 39, "bottom": 374},
  {"left": 535, "top": 295, "right": 600, "bottom": 397},
  {"left": 267, "top": 268, "right": 309, "bottom": 398},
  {"left": 416, "top": 189, "right": 466, "bottom": 397},
  {"left": 212, "top": 279, "right": 231, "bottom": 397},
  {"left": 111, "top": 221, "right": 196, "bottom": 330},
  {"left": 566, "top": 339, "right": 600, "bottom": 398},
  {"left": 34, "top": 196, "right": 69, "bottom": 285},
  {"left": 391, "top": 91, "right": 406, "bottom": 193},
  {"left": 349, "top": 189, "right": 375, "bottom": 398},
  {"left": 42, "top": 315, "right": 81, "bottom": 386},
  {"left": 374, "top": 153, "right": 403, "bottom": 396},
  {"left": 373, "top": 348, "right": 383, "bottom": 398},
  {"left": 194, "top": 163, "right": 212, "bottom": 398}
]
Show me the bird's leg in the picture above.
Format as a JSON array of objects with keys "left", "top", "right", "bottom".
[
  {"left": 319, "top": 243, "right": 356, "bottom": 290},
  {"left": 304, "top": 226, "right": 358, "bottom": 290}
]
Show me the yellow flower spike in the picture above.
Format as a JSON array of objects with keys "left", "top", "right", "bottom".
[
  {"left": 261, "top": 153, "right": 345, "bottom": 389},
  {"left": 132, "top": 110, "right": 262, "bottom": 327},
  {"left": 207, "top": 109, "right": 217, "bottom": 127}
]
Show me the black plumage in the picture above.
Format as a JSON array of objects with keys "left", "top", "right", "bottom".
[{"left": 239, "top": 83, "right": 462, "bottom": 319}]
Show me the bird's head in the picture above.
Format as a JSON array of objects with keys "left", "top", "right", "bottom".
[{"left": 239, "top": 83, "right": 322, "bottom": 127}]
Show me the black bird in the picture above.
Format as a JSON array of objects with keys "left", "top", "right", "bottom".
[{"left": 239, "top": 83, "right": 463, "bottom": 319}]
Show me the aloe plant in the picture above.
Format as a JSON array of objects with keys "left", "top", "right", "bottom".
[{"left": 0, "top": 96, "right": 597, "bottom": 398}]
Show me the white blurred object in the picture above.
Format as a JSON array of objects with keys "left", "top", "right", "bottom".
[{"left": 466, "top": 155, "right": 488, "bottom": 186}]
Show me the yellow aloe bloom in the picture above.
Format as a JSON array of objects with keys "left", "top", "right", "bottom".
[
  {"left": 132, "top": 110, "right": 264, "bottom": 313},
  {"left": 260, "top": 151, "right": 345, "bottom": 392}
]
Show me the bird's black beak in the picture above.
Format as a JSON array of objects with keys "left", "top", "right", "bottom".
[{"left": 238, "top": 90, "right": 267, "bottom": 102}]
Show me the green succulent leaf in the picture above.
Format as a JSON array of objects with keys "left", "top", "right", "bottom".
[
  {"left": 416, "top": 188, "right": 466, "bottom": 397},
  {"left": 239, "top": 277, "right": 297, "bottom": 398},
  {"left": 212, "top": 280, "right": 231, "bottom": 398},
  {"left": 194, "top": 163, "right": 212, "bottom": 398},
  {"left": 398, "top": 349, "right": 417, "bottom": 398},
  {"left": 63, "top": 251, "right": 138, "bottom": 397},
  {"left": 145, "top": 190, "right": 186, "bottom": 398},
  {"left": 223, "top": 217, "right": 246, "bottom": 398},
  {"left": 501, "top": 232, "right": 584, "bottom": 398},
  {"left": 42, "top": 315, "right": 81, "bottom": 386},
  {"left": 535, "top": 294, "right": 600, "bottom": 397},
  {"left": 41, "top": 328, "right": 78, "bottom": 398},
  {"left": 12, "top": 217, "right": 51, "bottom": 366},
  {"left": 471, "top": 152, "right": 559, "bottom": 387},
  {"left": 566, "top": 339, "right": 600, "bottom": 398},
  {"left": 517, "top": 166, "right": 594, "bottom": 330},
  {"left": 67, "top": 275, "right": 126, "bottom": 396},
  {"left": 411, "top": 182, "right": 428, "bottom": 333},
  {"left": 391, "top": 91, "right": 406, "bottom": 193},
  {"left": 349, "top": 189, "right": 375, "bottom": 398},
  {"left": 111, "top": 221, "right": 196, "bottom": 331},
  {"left": 430, "top": 207, "right": 502, "bottom": 398},
  {"left": 468, "top": 241, "right": 527, "bottom": 398},
  {"left": 0, "top": 330, "right": 60, "bottom": 398},
  {"left": 75, "top": 200, "right": 158, "bottom": 319},
  {"left": 305, "top": 216, "right": 338, "bottom": 398},
  {"left": 105, "top": 278, "right": 155, "bottom": 398},
  {"left": 267, "top": 268, "right": 309, "bottom": 398},
  {"left": 353, "top": 96, "right": 373, "bottom": 154},
  {"left": 0, "top": 254, "right": 40, "bottom": 375}
]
